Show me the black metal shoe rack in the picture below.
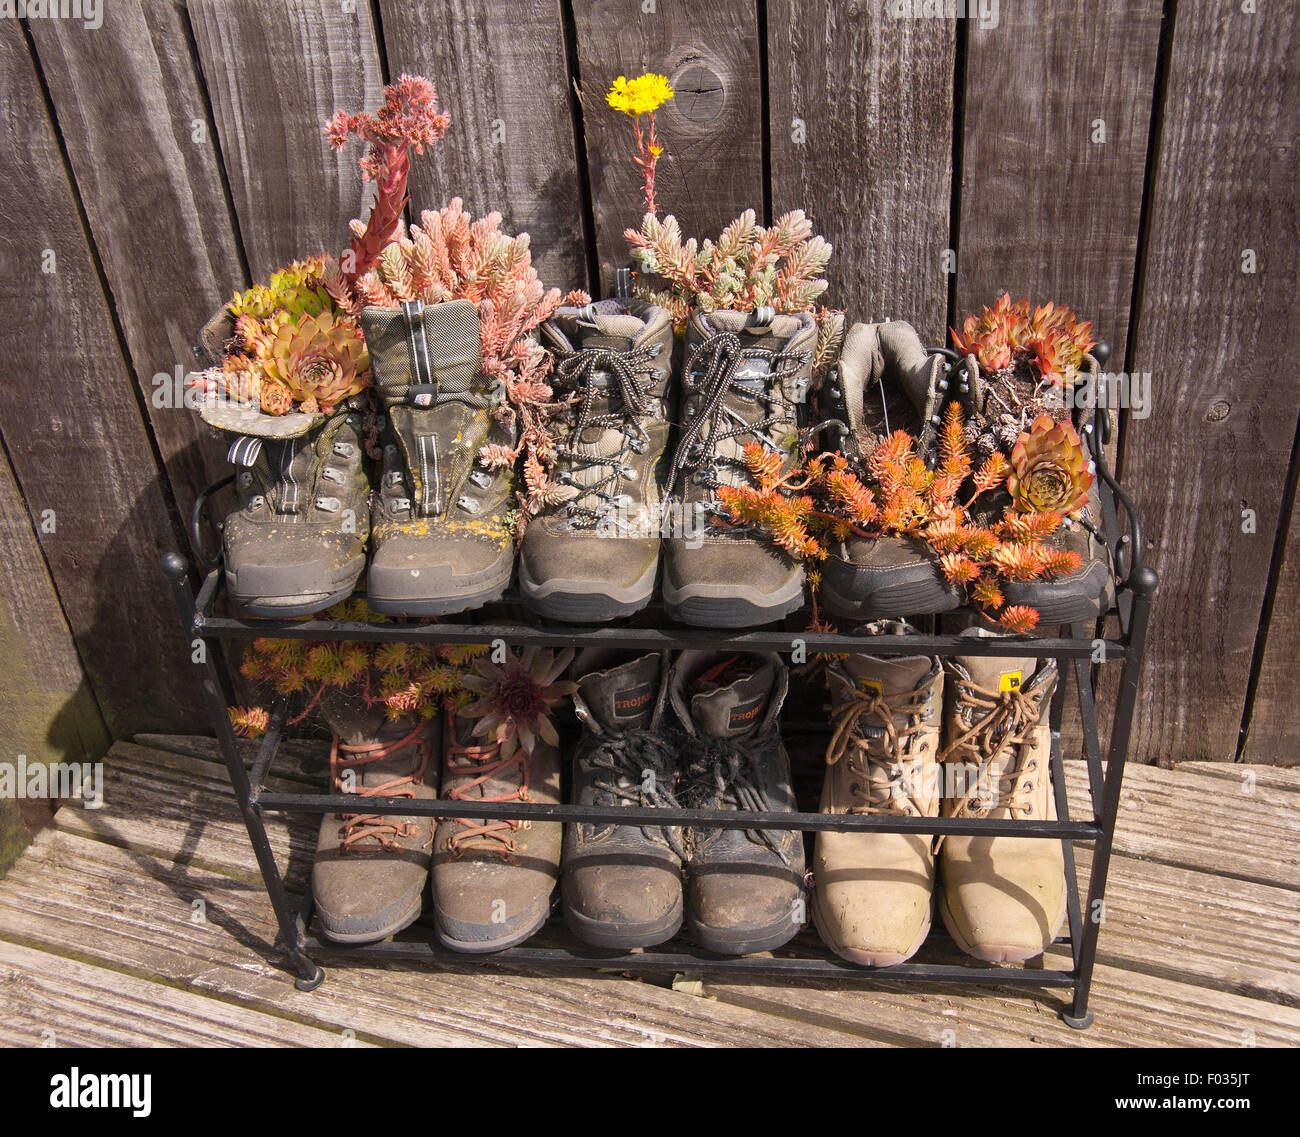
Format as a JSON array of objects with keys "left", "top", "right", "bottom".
[{"left": 162, "top": 405, "right": 1155, "bottom": 1031}]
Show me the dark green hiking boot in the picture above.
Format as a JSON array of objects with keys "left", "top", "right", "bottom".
[
  {"left": 817, "top": 320, "right": 960, "bottom": 620},
  {"left": 312, "top": 692, "right": 438, "bottom": 944},
  {"left": 519, "top": 300, "right": 675, "bottom": 621},
  {"left": 671, "top": 651, "right": 806, "bottom": 954},
  {"left": 955, "top": 349, "right": 1114, "bottom": 622},
  {"left": 431, "top": 708, "right": 563, "bottom": 953},
  {"left": 201, "top": 398, "right": 370, "bottom": 617},
  {"left": 360, "top": 299, "right": 516, "bottom": 615},
  {"left": 662, "top": 308, "right": 816, "bottom": 627},
  {"left": 561, "top": 651, "right": 686, "bottom": 949}
]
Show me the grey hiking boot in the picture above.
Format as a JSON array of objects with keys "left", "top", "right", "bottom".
[
  {"left": 938, "top": 628, "right": 1065, "bottom": 963},
  {"left": 561, "top": 651, "right": 687, "bottom": 949},
  {"left": 817, "top": 320, "right": 960, "bottom": 620},
  {"left": 360, "top": 299, "right": 516, "bottom": 615},
  {"left": 672, "top": 652, "right": 806, "bottom": 954},
  {"left": 813, "top": 621, "right": 942, "bottom": 966},
  {"left": 519, "top": 300, "right": 675, "bottom": 621},
  {"left": 312, "top": 692, "right": 438, "bottom": 944},
  {"left": 956, "top": 349, "right": 1114, "bottom": 622},
  {"left": 662, "top": 307, "right": 817, "bottom": 627},
  {"left": 202, "top": 399, "right": 370, "bottom": 617},
  {"left": 431, "top": 709, "right": 562, "bottom": 952}
]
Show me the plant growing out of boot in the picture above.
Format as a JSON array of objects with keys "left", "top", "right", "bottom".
[
  {"left": 347, "top": 199, "right": 590, "bottom": 533},
  {"left": 714, "top": 404, "right": 1090, "bottom": 633},
  {"left": 950, "top": 293, "right": 1096, "bottom": 455},
  {"left": 433, "top": 645, "right": 576, "bottom": 952},
  {"left": 187, "top": 75, "right": 450, "bottom": 618},
  {"left": 227, "top": 598, "right": 487, "bottom": 945}
]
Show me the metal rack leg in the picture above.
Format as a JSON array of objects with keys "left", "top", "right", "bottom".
[
  {"left": 1061, "top": 567, "right": 1158, "bottom": 1029},
  {"left": 162, "top": 553, "right": 326, "bottom": 991}
]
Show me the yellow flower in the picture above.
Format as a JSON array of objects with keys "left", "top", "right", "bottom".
[{"left": 607, "top": 73, "right": 675, "bottom": 116}]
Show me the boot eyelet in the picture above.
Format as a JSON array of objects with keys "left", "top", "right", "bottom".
[
  {"left": 332, "top": 442, "right": 355, "bottom": 459},
  {"left": 385, "top": 470, "right": 405, "bottom": 488},
  {"left": 457, "top": 495, "right": 481, "bottom": 514},
  {"left": 390, "top": 497, "right": 411, "bottom": 514},
  {"left": 247, "top": 495, "right": 264, "bottom": 511},
  {"left": 468, "top": 470, "right": 491, "bottom": 488},
  {"left": 321, "top": 467, "right": 344, "bottom": 484},
  {"left": 237, "top": 471, "right": 254, "bottom": 489}
]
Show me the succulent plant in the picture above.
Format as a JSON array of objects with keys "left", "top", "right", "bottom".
[
  {"left": 1006, "top": 414, "right": 1095, "bottom": 517},
  {"left": 951, "top": 293, "right": 1095, "bottom": 388},
  {"left": 228, "top": 257, "right": 333, "bottom": 323},
  {"left": 461, "top": 647, "right": 578, "bottom": 760},
  {"left": 231, "top": 310, "right": 370, "bottom": 415}
]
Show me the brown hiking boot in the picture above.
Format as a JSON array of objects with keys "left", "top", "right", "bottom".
[
  {"left": 662, "top": 307, "right": 816, "bottom": 627},
  {"left": 431, "top": 710, "right": 562, "bottom": 952},
  {"left": 201, "top": 399, "right": 370, "bottom": 617},
  {"left": 812, "top": 621, "right": 943, "bottom": 966},
  {"left": 312, "top": 694, "right": 438, "bottom": 944},
  {"left": 360, "top": 299, "right": 516, "bottom": 615},
  {"left": 518, "top": 300, "right": 675, "bottom": 621},
  {"left": 817, "top": 321, "right": 960, "bottom": 620},
  {"left": 672, "top": 652, "right": 805, "bottom": 955},
  {"left": 561, "top": 651, "right": 686, "bottom": 949},
  {"left": 956, "top": 349, "right": 1114, "bottom": 622},
  {"left": 937, "top": 628, "right": 1065, "bottom": 963}
]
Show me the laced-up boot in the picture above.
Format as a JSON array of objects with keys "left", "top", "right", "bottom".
[
  {"left": 519, "top": 300, "right": 675, "bottom": 620},
  {"left": 812, "top": 621, "right": 943, "bottom": 965},
  {"left": 672, "top": 651, "right": 805, "bottom": 954},
  {"left": 431, "top": 705, "right": 563, "bottom": 952},
  {"left": 938, "top": 627, "right": 1065, "bottom": 962},
  {"left": 561, "top": 651, "right": 686, "bottom": 949},
  {"left": 312, "top": 693, "right": 438, "bottom": 944},
  {"left": 662, "top": 307, "right": 816, "bottom": 627}
]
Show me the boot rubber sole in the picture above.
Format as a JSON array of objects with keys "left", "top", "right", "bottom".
[
  {"left": 1000, "top": 558, "right": 1114, "bottom": 623},
  {"left": 810, "top": 892, "right": 931, "bottom": 968},
  {"left": 434, "top": 896, "right": 553, "bottom": 954},
  {"left": 517, "top": 556, "right": 657, "bottom": 622},
  {"left": 661, "top": 574, "right": 805, "bottom": 628},
  {"left": 563, "top": 896, "right": 683, "bottom": 951},
  {"left": 819, "top": 565, "right": 962, "bottom": 622},
  {"left": 687, "top": 911, "right": 804, "bottom": 956},
  {"left": 228, "top": 584, "right": 358, "bottom": 619},
  {"left": 315, "top": 890, "right": 424, "bottom": 946},
  {"left": 936, "top": 887, "right": 1068, "bottom": 965},
  {"left": 366, "top": 559, "right": 513, "bottom": 617}
]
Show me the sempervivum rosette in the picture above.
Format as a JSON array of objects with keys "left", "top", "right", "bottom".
[{"left": 1006, "top": 414, "right": 1094, "bottom": 517}]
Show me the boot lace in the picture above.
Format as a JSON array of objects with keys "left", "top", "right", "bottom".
[
  {"left": 586, "top": 728, "right": 687, "bottom": 859},
  {"left": 665, "top": 331, "right": 808, "bottom": 503},
  {"left": 331, "top": 721, "right": 434, "bottom": 851},
  {"left": 937, "top": 678, "right": 1047, "bottom": 825},
  {"left": 443, "top": 737, "right": 530, "bottom": 856},
  {"left": 826, "top": 683, "right": 934, "bottom": 817},
  {"left": 680, "top": 732, "right": 793, "bottom": 864},
  {"left": 549, "top": 339, "right": 664, "bottom": 529}
]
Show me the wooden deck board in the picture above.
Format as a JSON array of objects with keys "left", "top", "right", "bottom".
[{"left": 0, "top": 739, "right": 1296, "bottom": 1046}]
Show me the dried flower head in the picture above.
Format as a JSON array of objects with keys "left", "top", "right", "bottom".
[{"left": 461, "top": 647, "right": 578, "bottom": 760}]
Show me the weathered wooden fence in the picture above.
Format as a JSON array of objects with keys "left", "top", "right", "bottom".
[{"left": 0, "top": 1, "right": 1295, "bottom": 795}]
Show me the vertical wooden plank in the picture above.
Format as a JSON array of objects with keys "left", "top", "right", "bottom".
[
  {"left": 187, "top": 0, "right": 384, "bottom": 280},
  {"left": 767, "top": 1, "right": 955, "bottom": 341},
  {"left": 27, "top": 1, "right": 246, "bottom": 533},
  {"left": 1240, "top": 482, "right": 1300, "bottom": 766},
  {"left": 1123, "top": 1, "right": 1298, "bottom": 763},
  {"left": 955, "top": 0, "right": 1163, "bottom": 362},
  {"left": 0, "top": 450, "right": 111, "bottom": 873},
  {"left": 377, "top": 0, "right": 586, "bottom": 289},
  {"left": 0, "top": 23, "right": 204, "bottom": 735},
  {"left": 572, "top": 0, "right": 764, "bottom": 289}
]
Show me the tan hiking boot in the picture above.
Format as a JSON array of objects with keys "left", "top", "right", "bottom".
[
  {"left": 431, "top": 710, "right": 563, "bottom": 953},
  {"left": 662, "top": 307, "right": 816, "bottom": 627},
  {"left": 937, "top": 628, "right": 1065, "bottom": 963},
  {"left": 312, "top": 694, "right": 438, "bottom": 944},
  {"left": 812, "top": 621, "right": 943, "bottom": 966}
]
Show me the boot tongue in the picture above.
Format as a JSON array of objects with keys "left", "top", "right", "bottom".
[
  {"left": 957, "top": 630, "right": 1035, "bottom": 696},
  {"left": 577, "top": 312, "right": 644, "bottom": 353},
  {"left": 689, "top": 657, "right": 775, "bottom": 739},
  {"left": 578, "top": 654, "right": 661, "bottom": 731}
]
